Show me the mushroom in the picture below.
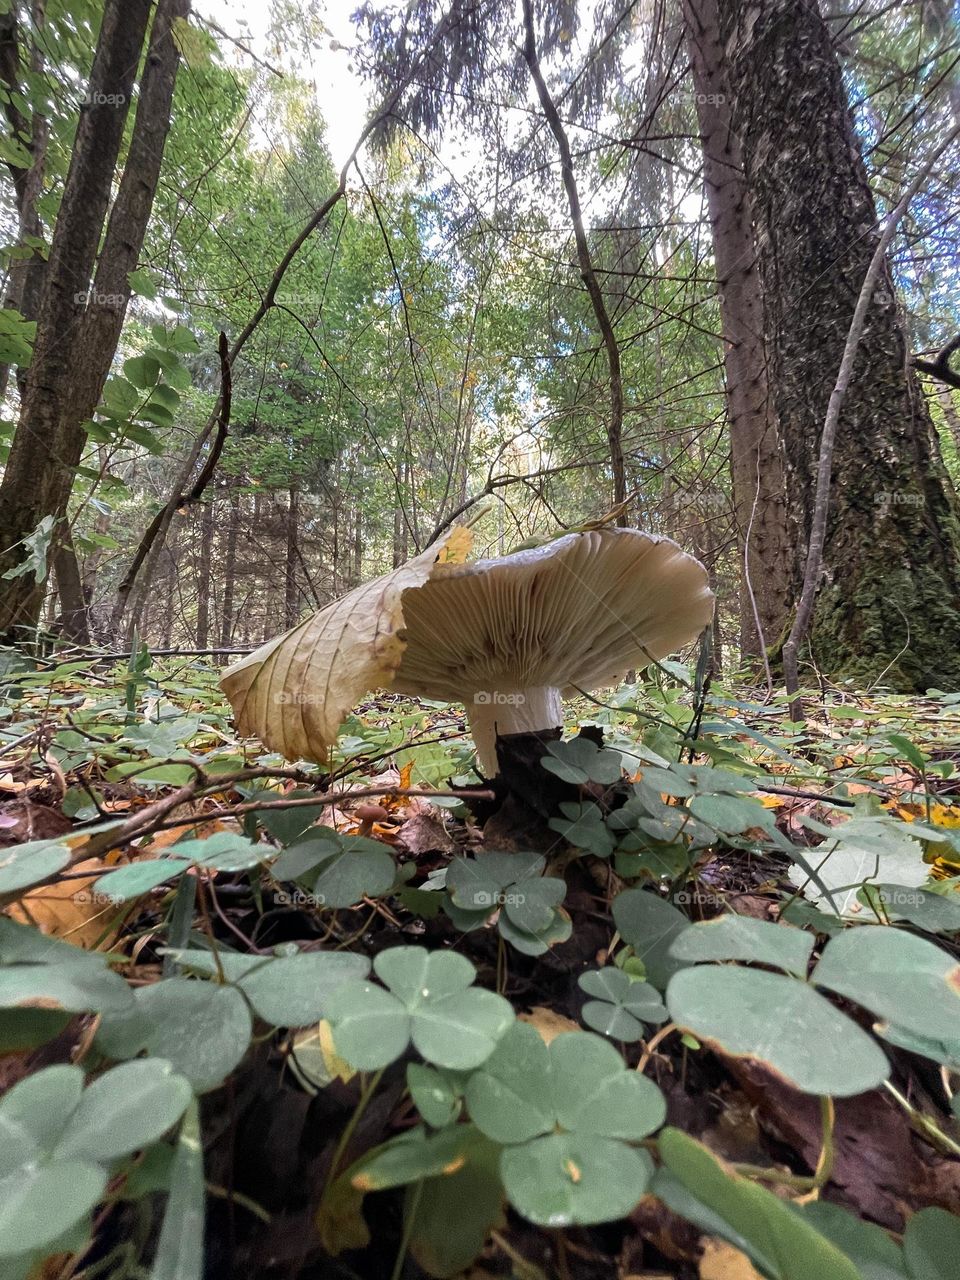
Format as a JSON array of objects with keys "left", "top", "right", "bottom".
[{"left": 221, "top": 525, "right": 714, "bottom": 776}]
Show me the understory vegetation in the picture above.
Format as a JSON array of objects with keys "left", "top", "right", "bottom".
[
  {"left": 3, "top": 651, "right": 960, "bottom": 1277},
  {"left": 3, "top": 0, "right": 960, "bottom": 1276}
]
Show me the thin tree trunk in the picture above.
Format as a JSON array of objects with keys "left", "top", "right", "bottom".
[
  {"left": 284, "top": 486, "right": 299, "bottom": 627},
  {"left": 0, "top": 0, "right": 186, "bottom": 637},
  {"left": 220, "top": 490, "right": 240, "bottom": 646},
  {"left": 682, "top": 0, "right": 791, "bottom": 661},
  {"left": 196, "top": 503, "right": 213, "bottom": 648},
  {"left": 53, "top": 528, "right": 90, "bottom": 645},
  {"left": 0, "top": 1, "right": 50, "bottom": 400},
  {"left": 520, "top": 0, "right": 626, "bottom": 505},
  {"left": 935, "top": 384, "right": 960, "bottom": 455},
  {"left": 717, "top": 0, "right": 960, "bottom": 690}
]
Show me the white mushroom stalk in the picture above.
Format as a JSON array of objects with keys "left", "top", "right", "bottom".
[{"left": 221, "top": 526, "right": 715, "bottom": 777}]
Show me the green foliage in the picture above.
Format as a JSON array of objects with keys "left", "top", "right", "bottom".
[
  {"left": 443, "top": 850, "right": 569, "bottom": 954},
  {"left": 466, "top": 1023, "right": 664, "bottom": 1225},
  {"left": 656, "top": 1129, "right": 861, "bottom": 1280},
  {"left": 578, "top": 966, "right": 668, "bottom": 1041},
  {"left": 325, "top": 946, "right": 514, "bottom": 1070},
  {"left": 0, "top": 1061, "right": 190, "bottom": 1267}
]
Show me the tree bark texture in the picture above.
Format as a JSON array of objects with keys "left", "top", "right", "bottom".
[
  {"left": 0, "top": 0, "right": 187, "bottom": 637},
  {"left": 683, "top": 0, "right": 792, "bottom": 660},
  {"left": 717, "top": 0, "right": 960, "bottom": 689}
]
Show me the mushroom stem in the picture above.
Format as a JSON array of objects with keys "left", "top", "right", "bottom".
[{"left": 465, "top": 686, "right": 564, "bottom": 776}]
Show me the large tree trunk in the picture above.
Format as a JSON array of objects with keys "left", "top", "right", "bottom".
[
  {"left": 0, "top": 1, "right": 50, "bottom": 400},
  {"left": 717, "top": 0, "right": 960, "bottom": 690},
  {"left": 0, "top": 0, "right": 187, "bottom": 639},
  {"left": 682, "top": 0, "right": 791, "bottom": 661}
]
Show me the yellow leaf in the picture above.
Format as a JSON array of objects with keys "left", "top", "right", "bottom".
[
  {"left": 287, "top": 1020, "right": 355, "bottom": 1091},
  {"left": 698, "top": 1239, "right": 764, "bottom": 1280},
  {"left": 519, "top": 1006, "right": 579, "bottom": 1044},
  {"left": 8, "top": 858, "right": 119, "bottom": 950}
]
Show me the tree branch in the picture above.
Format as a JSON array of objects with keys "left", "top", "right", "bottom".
[
  {"left": 913, "top": 333, "right": 960, "bottom": 390},
  {"left": 519, "top": 0, "right": 626, "bottom": 505}
]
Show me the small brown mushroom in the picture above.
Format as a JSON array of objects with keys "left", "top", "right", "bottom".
[{"left": 353, "top": 802, "right": 390, "bottom": 837}]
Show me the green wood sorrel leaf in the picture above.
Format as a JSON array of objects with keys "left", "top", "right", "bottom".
[
  {"left": 666, "top": 965, "right": 890, "bottom": 1095},
  {"left": 0, "top": 1061, "right": 190, "bottom": 1259},
  {"left": 465, "top": 1022, "right": 665, "bottom": 1226},
  {"left": 324, "top": 946, "right": 513, "bottom": 1071},
  {"left": 95, "top": 979, "right": 252, "bottom": 1092},
  {"left": 668, "top": 914, "right": 815, "bottom": 975},
  {"left": 813, "top": 925, "right": 960, "bottom": 1044},
  {"left": 541, "top": 737, "right": 623, "bottom": 785},
  {"left": 406, "top": 1063, "right": 462, "bottom": 1129},
  {"left": 903, "top": 1207, "right": 960, "bottom": 1280},
  {"left": 612, "top": 887, "right": 692, "bottom": 988},
  {"left": 0, "top": 839, "right": 71, "bottom": 894},
  {"left": 578, "top": 967, "right": 667, "bottom": 1042},
  {"left": 162, "top": 946, "right": 369, "bottom": 1026},
  {"left": 444, "top": 851, "right": 568, "bottom": 953}
]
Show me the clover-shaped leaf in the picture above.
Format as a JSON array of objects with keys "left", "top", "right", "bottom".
[
  {"left": 668, "top": 915, "right": 814, "bottom": 976},
  {"left": 164, "top": 831, "right": 268, "bottom": 872},
  {"left": 813, "top": 925, "right": 960, "bottom": 1045},
  {"left": 94, "top": 832, "right": 274, "bottom": 904},
  {"left": 579, "top": 967, "right": 667, "bottom": 1041},
  {"left": 688, "top": 793, "right": 773, "bottom": 836},
  {"left": 612, "top": 888, "right": 692, "bottom": 989},
  {"left": 163, "top": 946, "right": 369, "bottom": 1026},
  {"left": 666, "top": 966, "right": 889, "bottom": 1096},
  {"left": 95, "top": 979, "right": 252, "bottom": 1093},
  {"left": 0, "top": 1060, "right": 191, "bottom": 1259},
  {"left": 548, "top": 802, "right": 616, "bottom": 857},
  {"left": 445, "top": 852, "right": 569, "bottom": 955},
  {"left": 541, "top": 738, "right": 623, "bottom": 785},
  {"left": 501, "top": 1132, "right": 653, "bottom": 1228},
  {"left": 465, "top": 1023, "right": 664, "bottom": 1226},
  {"left": 406, "top": 1064, "right": 463, "bottom": 1129},
  {"left": 0, "top": 839, "right": 71, "bottom": 895},
  {"left": 325, "top": 946, "right": 513, "bottom": 1071},
  {"left": 0, "top": 919, "right": 133, "bottom": 1017},
  {"left": 272, "top": 832, "right": 395, "bottom": 908},
  {"left": 94, "top": 858, "right": 194, "bottom": 903},
  {"left": 497, "top": 905, "right": 572, "bottom": 956}
]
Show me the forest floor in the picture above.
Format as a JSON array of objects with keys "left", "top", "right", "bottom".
[{"left": 2, "top": 650, "right": 960, "bottom": 1278}]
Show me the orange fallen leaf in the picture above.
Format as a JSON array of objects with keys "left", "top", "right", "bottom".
[
  {"left": 7, "top": 857, "right": 121, "bottom": 950},
  {"left": 519, "top": 1006, "right": 579, "bottom": 1044}
]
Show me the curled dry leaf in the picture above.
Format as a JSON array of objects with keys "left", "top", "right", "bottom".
[{"left": 222, "top": 526, "right": 473, "bottom": 763}]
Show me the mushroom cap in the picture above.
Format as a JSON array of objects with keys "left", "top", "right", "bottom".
[
  {"left": 220, "top": 525, "right": 713, "bottom": 765},
  {"left": 392, "top": 527, "right": 714, "bottom": 701}
]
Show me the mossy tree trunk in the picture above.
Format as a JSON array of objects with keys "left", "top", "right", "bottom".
[{"left": 717, "top": 0, "right": 960, "bottom": 690}]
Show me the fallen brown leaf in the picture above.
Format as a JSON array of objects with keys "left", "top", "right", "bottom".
[{"left": 699, "top": 1239, "right": 763, "bottom": 1279}]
